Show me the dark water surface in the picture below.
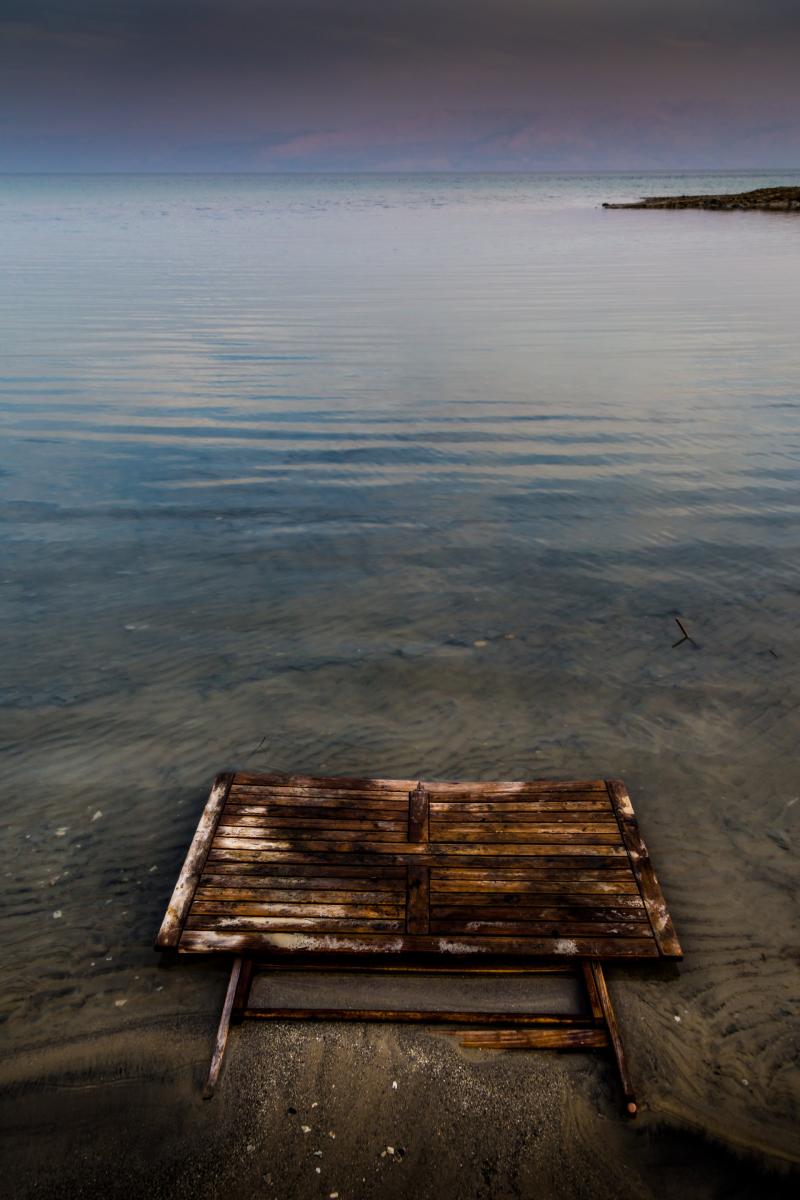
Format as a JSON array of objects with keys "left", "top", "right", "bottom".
[{"left": 1, "top": 173, "right": 799, "bottom": 1183}]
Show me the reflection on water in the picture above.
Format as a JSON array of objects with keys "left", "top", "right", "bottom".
[{"left": 1, "top": 173, "right": 799, "bottom": 1152}]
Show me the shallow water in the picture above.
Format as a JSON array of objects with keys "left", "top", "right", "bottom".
[{"left": 1, "top": 172, "right": 799, "bottom": 1170}]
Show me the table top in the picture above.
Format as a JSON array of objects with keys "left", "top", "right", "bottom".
[{"left": 156, "top": 773, "right": 681, "bottom": 960}]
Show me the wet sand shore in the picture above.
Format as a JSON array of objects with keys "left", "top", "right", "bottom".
[
  {"left": 2, "top": 1016, "right": 799, "bottom": 1200},
  {"left": 2, "top": 923, "right": 799, "bottom": 1200}
]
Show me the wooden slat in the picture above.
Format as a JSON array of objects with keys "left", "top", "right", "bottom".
[
  {"left": 186, "top": 916, "right": 404, "bottom": 932},
  {"left": 430, "top": 828, "right": 623, "bottom": 843},
  {"left": 198, "top": 878, "right": 404, "bottom": 896},
  {"left": 231, "top": 775, "right": 607, "bottom": 795},
  {"left": 244, "top": 1009, "right": 596, "bottom": 1026},
  {"left": 210, "top": 836, "right": 630, "bottom": 857},
  {"left": 206, "top": 848, "right": 630, "bottom": 868},
  {"left": 431, "top": 815, "right": 618, "bottom": 826},
  {"left": 221, "top": 815, "right": 406, "bottom": 831},
  {"left": 432, "top": 900, "right": 644, "bottom": 917},
  {"left": 178, "top": 930, "right": 660, "bottom": 957},
  {"left": 605, "top": 780, "right": 682, "bottom": 959},
  {"left": 196, "top": 886, "right": 403, "bottom": 903},
  {"left": 226, "top": 801, "right": 407, "bottom": 820},
  {"left": 430, "top": 868, "right": 633, "bottom": 882},
  {"left": 431, "top": 905, "right": 648, "bottom": 923},
  {"left": 256, "top": 961, "right": 575, "bottom": 975},
  {"left": 217, "top": 825, "right": 408, "bottom": 841},
  {"left": 230, "top": 776, "right": 605, "bottom": 795},
  {"left": 225, "top": 797, "right": 408, "bottom": 813},
  {"left": 201, "top": 861, "right": 405, "bottom": 879},
  {"left": 430, "top": 881, "right": 641, "bottom": 897},
  {"left": 434, "top": 817, "right": 618, "bottom": 829},
  {"left": 231, "top": 773, "right": 418, "bottom": 792},
  {"left": 422, "top": 844, "right": 630, "bottom": 860},
  {"left": 423, "top": 780, "right": 608, "bottom": 795},
  {"left": 430, "top": 921, "right": 649, "bottom": 937},
  {"left": 155, "top": 773, "right": 233, "bottom": 949},
  {"left": 192, "top": 900, "right": 403, "bottom": 917},
  {"left": 211, "top": 837, "right": 425, "bottom": 853},
  {"left": 457, "top": 1028, "right": 609, "bottom": 1050},
  {"left": 430, "top": 799, "right": 612, "bottom": 814}
]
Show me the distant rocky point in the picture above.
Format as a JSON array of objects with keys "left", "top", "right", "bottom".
[{"left": 603, "top": 186, "right": 800, "bottom": 211}]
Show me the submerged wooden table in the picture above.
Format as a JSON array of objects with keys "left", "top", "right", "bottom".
[{"left": 156, "top": 772, "right": 681, "bottom": 1113}]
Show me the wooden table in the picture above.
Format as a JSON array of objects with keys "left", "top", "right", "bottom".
[{"left": 156, "top": 772, "right": 681, "bottom": 1113}]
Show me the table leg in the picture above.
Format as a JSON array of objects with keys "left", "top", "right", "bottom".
[
  {"left": 588, "top": 959, "right": 637, "bottom": 1116},
  {"left": 203, "top": 956, "right": 243, "bottom": 1099}
]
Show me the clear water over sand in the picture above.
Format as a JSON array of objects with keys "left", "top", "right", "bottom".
[{"left": 1, "top": 172, "right": 799, "bottom": 1184}]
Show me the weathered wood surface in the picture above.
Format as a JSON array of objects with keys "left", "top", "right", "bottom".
[
  {"left": 456, "top": 1028, "right": 610, "bottom": 1050},
  {"left": 160, "top": 773, "right": 680, "bottom": 959},
  {"left": 203, "top": 955, "right": 242, "bottom": 1098},
  {"left": 605, "top": 780, "right": 682, "bottom": 958},
  {"left": 407, "top": 782, "right": 429, "bottom": 842},
  {"left": 178, "top": 930, "right": 660, "bottom": 956},
  {"left": 155, "top": 773, "right": 233, "bottom": 949},
  {"left": 587, "top": 959, "right": 638, "bottom": 1116},
  {"left": 242, "top": 1008, "right": 596, "bottom": 1025}
]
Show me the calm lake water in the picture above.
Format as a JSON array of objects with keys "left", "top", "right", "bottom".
[{"left": 1, "top": 173, "right": 799, "bottom": 1168}]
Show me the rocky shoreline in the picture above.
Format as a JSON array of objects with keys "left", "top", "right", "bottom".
[{"left": 603, "top": 185, "right": 800, "bottom": 211}]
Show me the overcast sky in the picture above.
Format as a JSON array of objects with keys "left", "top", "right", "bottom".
[{"left": 2, "top": 0, "right": 799, "bottom": 171}]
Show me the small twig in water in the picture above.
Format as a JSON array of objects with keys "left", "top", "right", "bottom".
[
  {"left": 244, "top": 739, "right": 291, "bottom": 777},
  {"left": 672, "top": 617, "right": 696, "bottom": 648}
]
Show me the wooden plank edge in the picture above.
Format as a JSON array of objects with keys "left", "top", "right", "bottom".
[
  {"left": 590, "top": 959, "right": 638, "bottom": 1116},
  {"left": 203, "top": 955, "right": 242, "bottom": 1098},
  {"left": 605, "top": 780, "right": 682, "bottom": 959},
  {"left": 232, "top": 771, "right": 419, "bottom": 791},
  {"left": 177, "top": 930, "right": 660, "bottom": 957},
  {"left": 231, "top": 772, "right": 606, "bottom": 794},
  {"left": 155, "top": 772, "right": 234, "bottom": 950},
  {"left": 454, "top": 1028, "right": 610, "bottom": 1050},
  {"left": 242, "top": 1008, "right": 597, "bottom": 1025}
]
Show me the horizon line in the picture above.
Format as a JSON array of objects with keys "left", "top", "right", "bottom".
[{"left": 1, "top": 165, "right": 798, "bottom": 178}]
